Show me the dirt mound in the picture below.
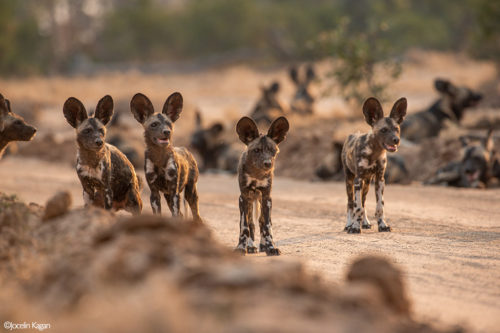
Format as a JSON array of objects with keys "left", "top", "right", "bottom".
[{"left": 0, "top": 193, "right": 464, "bottom": 333}]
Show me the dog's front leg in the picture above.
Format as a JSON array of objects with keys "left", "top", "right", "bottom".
[
  {"left": 236, "top": 195, "right": 252, "bottom": 254},
  {"left": 164, "top": 192, "right": 182, "bottom": 218},
  {"left": 375, "top": 171, "right": 391, "bottom": 232},
  {"left": 259, "top": 191, "right": 280, "bottom": 256},
  {"left": 150, "top": 190, "right": 161, "bottom": 215},
  {"left": 349, "top": 177, "right": 364, "bottom": 234}
]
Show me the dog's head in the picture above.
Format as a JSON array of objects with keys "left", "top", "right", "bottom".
[
  {"left": 64, "top": 95, "right": 113, "bottom": 151},
  {"left": 0, "top": 94, "right": 37, "bottom": 142},
  {"left": 130, "top": 92, "right": 183, "bottom": 148},
  {"left": 236, "top": 116, "right": 289, "bottom": 171},
  {"left": 363, "top": 97, "right": 407, "bottom": 153},
  {"left": 460, "top": 129, "right": 494, "bottom": 186},
  {"left": 190, "top": 110, "right": 225, "bottom": 155},
  {"left": 434, "top": 79, "right": 482, "bottom": 120}
]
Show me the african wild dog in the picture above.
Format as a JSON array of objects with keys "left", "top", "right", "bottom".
[
  {"left": 63, "top": 96, "right": 142, "bottom": 214},
  {"left": 289, "top": 65, "right": 315, "bottom": 115},
  {"left": 342, "top": 97, "right": 407, "bottom": 233},
  {"left": 190, "top": 110, "right": 239, "bottom": 173},
  {"left": 0, "top": 93, "right": 37, "bottom": 159},
  {"left": 130, "top": 92, "right": 202, "bottom": 222},
  {"left": 427, "top": 129, "right": 496, "bottom": 188},
  {"left": 401, "top": 79, "right": 482, "bottom": 142},
  {"left": 235, "top": 116, "right": 289, "bottom": 255},
  {"left": 250, "top": 81, "right": 286, "bottom": 124}
]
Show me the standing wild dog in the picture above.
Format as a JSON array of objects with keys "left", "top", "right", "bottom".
[
  {"left": 250, "top": 81, "right": 286, "bottom": 124},
  {"left": 342, "top": 97, "right": 407, "bottom": 233},
  {"left": 63, "top": 96, "right": 142, "bottom": 214},
  {"left": 235, "top": 116, "right": 289, "bottom": 255},
  {"left": 0, "top": 94, "right": 37, "bottom": 159},
  {"left": 289, "top": 65, "right": 315, "bottom": 115},
  {"left": 130, "top": 92, "right": 202, "bottom": 222},
  {"left": 401, "top": 79, "right": 482, "bottom": 142}
]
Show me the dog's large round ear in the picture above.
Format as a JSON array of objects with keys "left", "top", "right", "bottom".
[
  {"left": 130, "top": 93, "right": 154, "bottom": 124},
  {"left": 236, "top": 117, "right": 259, "bottom": 145},
  {"left": 162, "top": 92, "right": 183, "bottom": 122},
  {"left": 434, "top": 79, "right": 455, "bottom": 95},
  {"left": 267, "top": 116, "right": 290, "bottom": 144},
  {"left": 362, "top": 97, "right": 384, "bottom": 127},
  {"left": 289, "top": 66, "right": 299, "bottom": 84},
  {"left": 390, "top": 97, "right": 407, "bottom": 124},
  {"left": 306, "top": 65, "right": 315, "bottom": 83},
  {"left": 63, "top": 97, "right": 88, "bottom": 128},
  {"left": 95, "top": 95, "right": 114, "bottom": 126},
  {"left": 210, "top": 123, "right": 224, "bottom": 136}
]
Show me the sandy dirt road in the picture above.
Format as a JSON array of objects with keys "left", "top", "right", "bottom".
[{"left": 0, "top": 156, "right": 499, "bottom": 332}]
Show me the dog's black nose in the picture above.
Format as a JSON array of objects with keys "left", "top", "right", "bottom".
[
  {"left": 95, "top": 139, "right": 103, "bottom": 146},
  {"left": 163, "top": 129, "right": 171, "bottom": 136},
  {"left": 264, "top": 161, "right": 272, "bottom": 168},
  {"left": 393, "top": 137, "right": 400, "bottom": 144}
]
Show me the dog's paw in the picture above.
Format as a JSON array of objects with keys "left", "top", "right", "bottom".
[
  {"left": 347, "top": 227, "right": 361, "bottom": 234},
  {"left": 266, "top": 247, "right": 281, "bottom": 256},
  {"left": 362, "top": 223, "right": 372, "bottom": 229},
  {"left": 247, "top": 246, "right": 258, "bottom": 254},
  {"left": 378, "top": 225, "right": 391, "bottom": 232},
  {"left": 234, "top": 247, "right": 247, "bottom": 255}
]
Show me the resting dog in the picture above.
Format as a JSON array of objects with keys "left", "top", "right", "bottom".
[
  {"left": 235, "top": 116, "right": 289, "bottom": 255},
  {"left": 342, "top": 97, "right": 407, "bottom": 233},
  {"left": 63, "top": 96, "right": 142, "bottom": 214},
  {"left": 130, "top": 92, "right": 201, "bottom": 222}
]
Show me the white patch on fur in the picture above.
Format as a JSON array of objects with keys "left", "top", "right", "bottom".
[
  {"left": 152, "top": 200, "right": 159, "bottom": 213},
  {"left": 345, "top": 208, "right": 353, "bottom": 229},
  {"left": 165, "top": 158, "right": 177, "bottom": 181},
  {"left": 266, "top": 200, "right": 271, "bottom": 209},
  {"left": 245, "top": 174, "right": 269, "bottom": 188},
  {"left": 247, "top": 237, "right": 255, "bottom": 248},
  {"left": 362, "top": 210, "right": 371, "bottom": 227},
  {"left": 77, "top": 159, "right": 105, "bottom": 180},
  {"left": 146, "top": 158, "right": 155, "bottom": 173},
  {"left": 358, "top": 158, "right": 375, "bottom": 169},
  {"left": 362, "top": 146, "right": 372, "bottom": 155}
]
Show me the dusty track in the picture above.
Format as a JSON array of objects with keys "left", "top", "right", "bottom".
[{"left": 0, "top": 156, "right": 499, "bottom": 332}]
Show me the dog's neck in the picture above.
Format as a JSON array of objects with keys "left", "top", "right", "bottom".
[
  {"left": 0, "top": 134, "right": 12, "bottom": 158},
  {"left": 77, "top": 144, "right": 106, "bottom": 168},
  {"left": 146, "top": 137, "right": 174, "bottom": 167},
  {"left": 429, "top": 99, "right": 458, "bottom": 123},
  {"left": 367, "top": 133, "right": 387, "bottom": 160}
]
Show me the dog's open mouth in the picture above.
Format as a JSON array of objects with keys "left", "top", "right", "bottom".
[
  {"left": 466, "top": 170, "right": 480, "bottom": 183},
  {"left": 155, "top": 137, "right": 170, "bottom": 145},
  {"left": 383, "top": 143, "right": 398, "bottom": 152}
]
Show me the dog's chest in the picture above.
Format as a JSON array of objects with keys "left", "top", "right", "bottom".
[
  {"left": 146, "top": 156, "right": 179, "bottom": 189},
  {"left": 76, "top": 154, "right": 108, "bottom": 182}
]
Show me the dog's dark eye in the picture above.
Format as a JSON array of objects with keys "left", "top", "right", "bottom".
[
  {"left": 381, "top": 128, "right": 388, "bottom": 133},
  {"left": 151, "top": 122, "right": 159, "bottom": 128}
]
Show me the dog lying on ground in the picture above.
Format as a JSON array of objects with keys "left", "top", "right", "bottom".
[
  {"left": 426, "top": 129, "right": 498, "bottom": 188},
  {"left": 190, "top": 110, "right": 239, "bottom": 173},
  {"left": 235, "top": 116, "right": 289, "bottom": 255},
  {"left": 401, "top": 79, "right": 482, "bottom": 142},
  {"left": 0, "top": 93, "right": 37, "bottom": 159},
  {"left": 289, "top": 65, "right": 315, "bottom": 115},
  {"left": 342, "top": 97, "right": 407, "bottom": 233},
  {"left": 130, "top": 92, "right": 202, "bottom": 222},
  {"left": 63, "top": 95, "right": 142, "bottom": 214},
  {"left": 250, "top": 81, "right": 286, "bottom": 124}
]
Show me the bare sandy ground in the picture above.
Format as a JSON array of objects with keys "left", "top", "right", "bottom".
[{"left": 0, "top": 156, "right": 498, "bottom": 333}]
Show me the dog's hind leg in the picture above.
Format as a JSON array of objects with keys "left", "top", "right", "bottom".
[
  {"left": 344, "top": 170, "right": 355, "bottom": 231},
  {"left": 184, "top": 183, "right": 202, "bottom": 223},
  {"left": 259, "top": 191, "right": 280, "bottom": 256},
  {"left": 361, "top": 177, "right": 372, "bottom": 229},
  {"left": 246, "top": 198, "right": 258, "bottom": 254}
]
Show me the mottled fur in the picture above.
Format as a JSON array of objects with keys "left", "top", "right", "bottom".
[
  {"left": 250, "top": 81, "right": 286, "bottom": 124},
  {"left": 190, "top": 110, "right": 239, "bottom": 173},
  {"left": 131, "top": 92, "right": 201, "bottom": 222},
  {"left": 0, "top": 93, "right": 37, "bottom": 159},
  {"left": 289, "top": 65, "right": 315, "bottom": 115},
  {"left": 64, "top": 96, "right": 142, "bottom": 214},
  {"left": 235, "top": 116, "right": 289, "bottom": 255},
  {"left": 427, "top": 129, "right": 496, "bottom": 188},
  {"left": 342, "top": 97, "right": 407, "bottom": 233},
  {"left": 401, "top": 79, "right": 482, "bottom": 142}
]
